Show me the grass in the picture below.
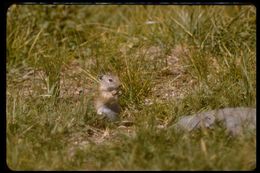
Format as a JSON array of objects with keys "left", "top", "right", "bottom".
[{"left": 6, "top": 4, "right": 256, "bottom": 170}]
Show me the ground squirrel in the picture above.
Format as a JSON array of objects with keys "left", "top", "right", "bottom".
[{"left": 94, "top": 73, "right": 121, "bottom": 121}]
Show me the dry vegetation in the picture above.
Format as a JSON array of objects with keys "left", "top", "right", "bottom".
[{"left": 7, "top": 5, "right": 256, "bottom": 170}]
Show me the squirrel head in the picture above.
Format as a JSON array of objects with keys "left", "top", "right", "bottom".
[{"left": 98, "top": 73, "right": 121, "bottom": 92}]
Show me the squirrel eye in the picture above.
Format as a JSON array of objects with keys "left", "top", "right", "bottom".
[{"left": 108, "top": 78, "right": 113, "bottom": 82}]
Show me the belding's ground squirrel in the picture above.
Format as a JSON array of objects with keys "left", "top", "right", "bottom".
[{"left": 94, "top": 73, "right": 121, "bottom": 121}]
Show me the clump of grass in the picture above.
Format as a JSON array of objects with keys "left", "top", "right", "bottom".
[
  {"left": 31, "top": 36, "right": 73, "bottom": 98},
  {"left": 178, "top": 45, "right": 255, "bottom": 109}
]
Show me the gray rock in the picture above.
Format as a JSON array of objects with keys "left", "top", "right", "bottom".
[{"left": 173, "top": 107, "right": 256, "bottom": 136}]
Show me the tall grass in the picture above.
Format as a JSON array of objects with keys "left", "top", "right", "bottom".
[{"left": 7, "top": 5, "right": 256, "bottom": 170}]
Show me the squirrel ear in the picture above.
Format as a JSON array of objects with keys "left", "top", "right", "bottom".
[{"left": 98, "top": 75, "right": 103, "bottom": 80}]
